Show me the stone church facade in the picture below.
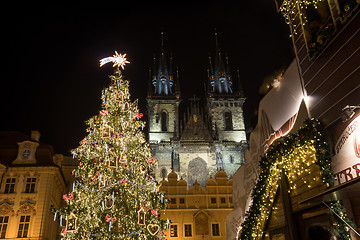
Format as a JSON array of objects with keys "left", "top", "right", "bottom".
[{"left": 147, "top": 32, "right": 247, "bottom": 187}]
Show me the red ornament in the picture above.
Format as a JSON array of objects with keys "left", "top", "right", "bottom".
[
  {"left": 105, "top": 214, "right": 114, "bottom": 222},
  {"left": 122, "top": 178, "right": 128, "bottom": 185},
  {"left": 100, "top": 110, "right": 108, "bottom": 116}
]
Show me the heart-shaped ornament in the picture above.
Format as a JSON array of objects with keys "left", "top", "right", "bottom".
[{"left": 147, "top": 224, "right": 159, "bottom": 235}]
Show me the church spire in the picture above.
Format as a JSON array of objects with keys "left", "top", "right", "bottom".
[
  {"left": 151, "top": 31, "right": 175, "bottom": 96},
  {"left": 175, "top": 67, "right": 181, "bottom": 99},
  {"left": 147, "top": 67, "right": 152, "bottom": 98},
  {"left": 236, "top": 68, "right": 245, "bottom": 97},
  {"left": 208, "top": 30, "right": 233, "bottom": 95}
]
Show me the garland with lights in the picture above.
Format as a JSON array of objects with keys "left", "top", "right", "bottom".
[
  {"left": 55, "top": 54, "right": 168, "bottom": 239},
  {"left": 327, "top": 201, "right": 356, "bottom": 239},
  {"left": 308, "top": 22, "right": 335, "bottom": 58},
  {"left": 279, "top": 0, "right": 323, "bottom": 35},
  {"left": 239, "top": 118, "right": 341, "bottom": 239}
]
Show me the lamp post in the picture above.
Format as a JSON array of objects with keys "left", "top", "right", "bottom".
[{"left": 341, "top": 105, "right": 360, "bottom": 122}]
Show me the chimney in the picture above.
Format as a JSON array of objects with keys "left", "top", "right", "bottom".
[
  {"left": 53, "top": 154, "right": 64, "bottom": 167},
  {"left": 31, "top": 131, "right": 41, "bottom": 142}
]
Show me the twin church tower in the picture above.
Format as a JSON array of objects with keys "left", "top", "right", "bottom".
[{"left": 146, "top": 32, "right": 247, "bottom": 187}]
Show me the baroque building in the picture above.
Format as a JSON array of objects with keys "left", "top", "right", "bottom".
[
  {"left": 0, "top": 131, "right": 76, "bottom": 239},
  {"left": 160, "top": 169, "right": 234, "bottom": 240},
  {"left": 147, "top": 32, "right": 247, "bottom": 187}
]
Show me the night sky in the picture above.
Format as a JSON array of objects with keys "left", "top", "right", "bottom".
[{"left": 2, "top": 1, "right": 293, "bottom": 155}]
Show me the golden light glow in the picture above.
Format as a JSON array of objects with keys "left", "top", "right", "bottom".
[{"left": 247, "top": 142, "right": 320, "bottom": 238}]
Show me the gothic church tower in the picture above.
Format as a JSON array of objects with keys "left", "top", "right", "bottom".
[
  {"left": 146, "top": 32, "right": 181, "bottom": 143},
  {"left": 147, "top": 31, "right": 247, "bottom": 187},
  {"left": 206, "top": 31, "right": 246, "bottom": 143}
]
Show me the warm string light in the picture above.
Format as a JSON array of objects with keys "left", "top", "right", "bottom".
[
  {"left": 54, "top": 58, "right": 168, "bottom": 239},
  {"left": 240, "top": 119, "right": 335, "bottom": 240},
  {"left": 280, "top": 0, "right": 322, "bottom": 36}
]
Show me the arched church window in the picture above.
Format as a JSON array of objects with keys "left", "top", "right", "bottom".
[
  {"left": 224, "top": 111, "right": 233, "bottom": 130},
  {"left": 161, "top": 111, "right": 168, "bottom": 132}
]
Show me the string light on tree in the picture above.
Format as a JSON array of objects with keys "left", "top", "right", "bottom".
[{"left": 55, "top": 52, "right": 168, "bottom": 239}]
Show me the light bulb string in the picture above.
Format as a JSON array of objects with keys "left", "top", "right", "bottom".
[
  {"left": 323, "top": 201, "right": 360, "bottom": 237},
  {"left": 89, "top": 229, "right": 143, "bottom": 239},
  {"left": 75, "top": 178, "right": 157, "bottom": 192}
]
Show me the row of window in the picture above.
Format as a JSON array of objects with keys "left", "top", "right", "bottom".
[
  {"left": 169, "top": 197, "right": 232, "bottom": 204},
  {"left": 0, "top": 215, "right": 31, "bottom": 238},
  {"left": 170, "top": 223, "right": 220, "bottom": 237},
  {"left": 3, "top": 178, "right": 37, "bottom": 194}
]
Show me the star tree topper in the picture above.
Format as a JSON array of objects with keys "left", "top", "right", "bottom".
[{"left": 100, "top": 51, "right": 130, "bottom": 69}]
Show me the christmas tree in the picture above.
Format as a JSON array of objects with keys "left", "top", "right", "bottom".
[{"left": 56, "top": 52, "right": 168, "bottom": 239}]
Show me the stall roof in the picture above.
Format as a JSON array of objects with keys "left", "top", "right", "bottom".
[{"left": 300, "top": 177, "right": 360, "bottom": 205}]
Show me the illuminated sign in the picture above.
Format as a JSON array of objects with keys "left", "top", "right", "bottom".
[
  {"left": 99, "top": 51, "right": 130, "bottom": 69},
  {"left": 332, "top": 114, "right": 360, "bottom": 185}
]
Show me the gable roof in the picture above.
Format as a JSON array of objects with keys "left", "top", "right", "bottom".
[{"left": 180, "top": 101, "right": 212, "bottom": 141}]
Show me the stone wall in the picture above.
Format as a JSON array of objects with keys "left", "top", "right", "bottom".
[
  {"left": 207, "top": 98, "right": 246, "bottom": 142},
  {"left": 151, "top": 141, "right": 246, "bottom": 187},
  {"left": 147, "top": 99, "right": 181, "bottom": 142}
]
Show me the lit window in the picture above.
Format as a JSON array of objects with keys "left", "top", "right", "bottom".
[
  {"left": 170, "top": 224, "right": 178, "bottom": 237},
  {"left": 212, "top": 223, "right": 220, "bottom": 236},
  {"left": 17, "top": 216, "right": 30, "bottom": 238},
  {"left": 184, "top": 224, "right": 192, "bottom": 237},
  {"left": 4, "top": 178, "right": 15, "bottom": 194},
  {"left": 25, "top": 178, "right": 36, "bottom": 193},
  {"left": 0, "top": 216, "right": 9, "bottom": 238}
]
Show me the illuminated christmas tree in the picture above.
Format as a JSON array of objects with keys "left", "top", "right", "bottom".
[{"left": 56, "top": 52, "right": 168, "bottom": 239}]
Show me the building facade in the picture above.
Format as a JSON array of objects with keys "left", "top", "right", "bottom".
[
  {"left": 160, "top": 169, "right": 233, "bottom": 240},
  {"left": 229, "top": 1, "right": 360, "bottom": 239},
  {"left": 0, "top": 131, "right": 76, "bottom": 239},
  {"left": 147, "top": 32, "right": 247, "bottom": 187}
]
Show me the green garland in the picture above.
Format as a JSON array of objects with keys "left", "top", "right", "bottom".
[
  {"left": 328, "top": 201, "right": 356, "bottom": 239},
  {"left": 240, "top": 118, "right": 334, "bottom": 239},
  {"left": 308, "top": 22, "right": 335, "bottom": 58}
]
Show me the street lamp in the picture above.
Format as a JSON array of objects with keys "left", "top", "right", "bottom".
[{"left": 341, "top": 105, "right": 360, "bottom": 122}]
